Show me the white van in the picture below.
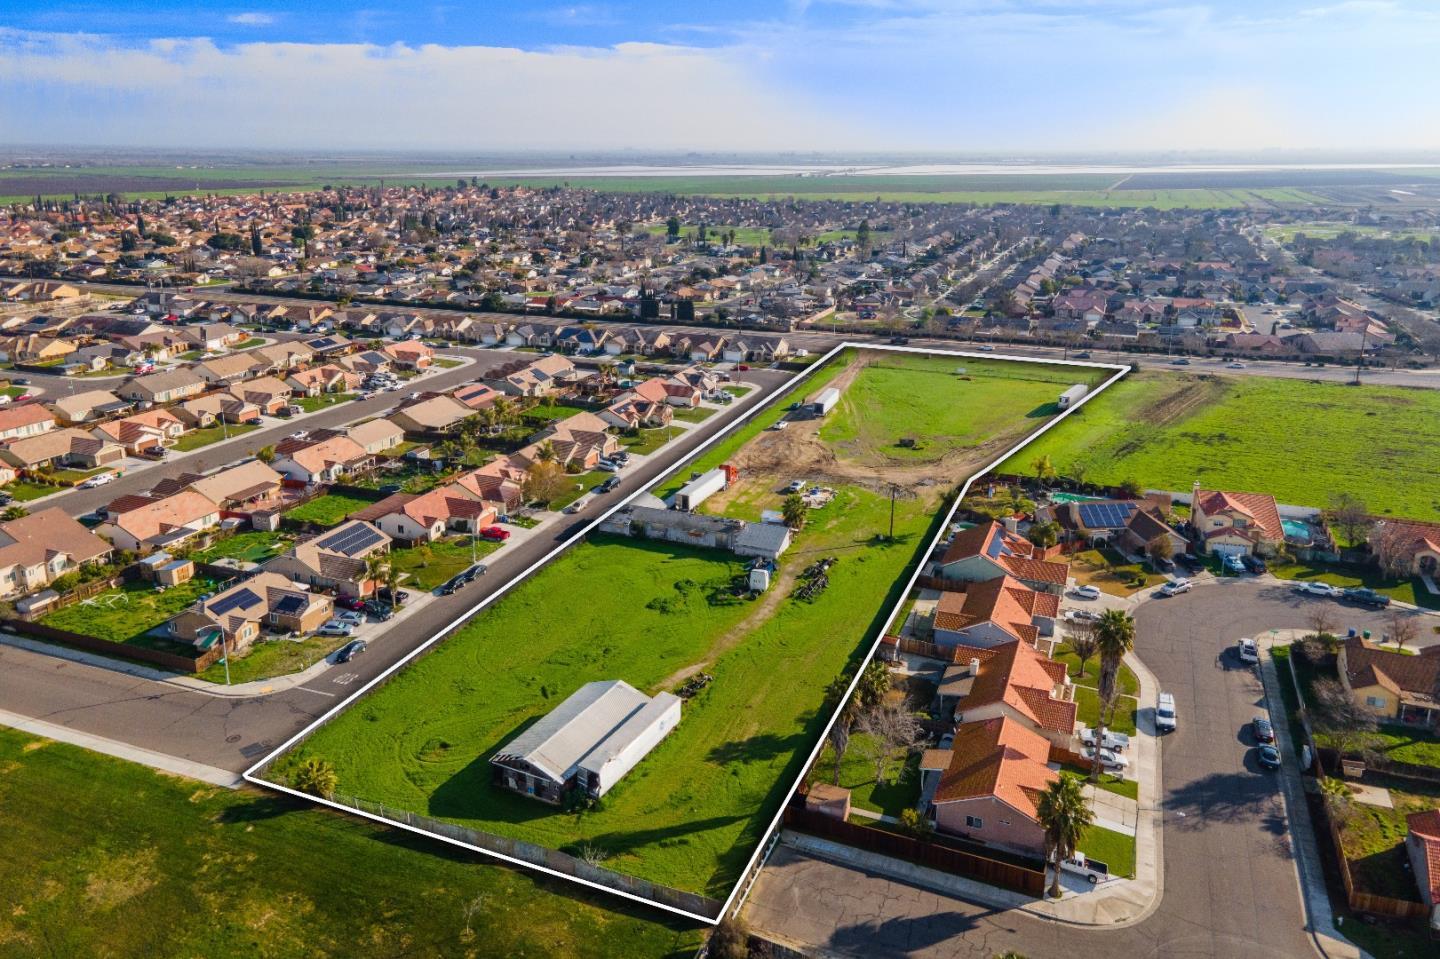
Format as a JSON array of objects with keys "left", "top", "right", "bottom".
[{"left": 1156, "top": 692, "right": 1178, "bottom": 733}]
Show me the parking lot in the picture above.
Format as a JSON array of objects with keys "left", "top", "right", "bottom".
[{"left": 746, "top": 577, "right": 1417, "bottom": 958}]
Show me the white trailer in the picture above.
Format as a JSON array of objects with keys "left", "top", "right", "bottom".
[
  {"left": 674, "top": 468, "right": 728, "bottom": 511},
  {"left": 811, "top": 387, "right": 841, "bottom": 417},
  {"left": 1057, "top": 383, "right": 1088, "bottom": 410}
]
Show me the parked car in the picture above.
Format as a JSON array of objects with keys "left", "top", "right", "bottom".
[
  {"left": 1241, "top": 553, "right": 1268, "bottom": 574},
  {"left": 1237, "top": 637, "right": 1259, "bottom": 664},
  {"left": 595, "top": 460, "right": 620, "bottom": 473},
  {"left": 976, "top": 344, "right": 996, "bottom": 352},
  {"left": 1060, "top": 853, "right": 1113, "bottom": 885},
  {"left": 564, "top": 497, "right": 589, "bottom": 514},
  {"left": 1079, "top": 728, "right": 1131, "bottom": 751},
  {"left": 609, "top": 451, "right": 630, "bottom": 465},
  {"left": 1222, "top": 553, "right": 1246, "bottom": 575},
  {"left": 1170, "top": 357, "right": 1191, "bottom": 365},
  {"left": 363, "top": 601, "right": 395, "bottom": 621},
  {"left": 1252, "top": 717, "right": 1275, "bottom": 743},
  {"left": 598, "top": 476, "right": 622, "bottom": 494},
  {"left": 1063, "top": 608, "right": 1100, "bottom": 624},
  {"left": 244, "top": 417, "right": 263, "bottom": 426},
  {"left": 335, "top": 639, "right": 367, "bottom": 663},
  {"left": 1073, "top": 351, "right": 1092, "bottom": 359},
  {"left": 377, "top": 587, "right": 409, "bottom": 606},
  {"left": 1294, "top": 581, "right": 1341, "bottom": 598},
  {"left": 479, "top": 525, "right": 510, "bottom": 542},
  {"left": 1178, "top": 553, "right": 1205, "bottom": 572},
  {"left": 1156, "top": 692, "right": 1178, "bottom": 733},
  {"left": 1343, "top": 587, "right": 1391, "bottom": 608},
  {"left": 1228, "top": 362, "right": 1247, "bottom": 369},
  {"left": 79, "top": 471, "right": 117, "bottom": 489},
  {"left": 140, "top": 446, "right": 167, "bottom": 460},
  {"left": 318, "top": 620, "right": 354, "bottom": 637},
  {"left": 1152, "top": 556, "right": 1176, "bottom": 573},
  {"left": 1256, "top": 744, "right": 1282, "bottom": 769},
  {"left": 786, "top": 479, "right": 808, "bottom": 493},
  {"left": 336, "top": 610, "right": 365, "bottom": 627},
  {"left": 438, "top": 575, "right": 467, "bottom": 595},
  {"left": 1083, "top": 745, "right": 1129, "bottom": 771},
  {"left": 336, "top": 595, "right": 367, "bottom": 611},
  {"left": 1069, "top": 584, "right": 1102, "bottom": 601},
  {"left": 460, "top": 563, "right": 487, "bottom": 582},
  {"left": 1158, "top": 578, "right": 1191, "bottom": 597}
]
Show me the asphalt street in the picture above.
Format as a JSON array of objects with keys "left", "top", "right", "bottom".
[
  {"left": 745, "top": 578, "right": 1417, "bottom": 959},
  {"left": 0, "top": 362, "right": 794, "bottom": 773}
]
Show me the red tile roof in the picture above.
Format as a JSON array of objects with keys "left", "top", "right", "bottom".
[
  {"left": 1195, "top": 488, "right": 1283, "bottom": 542},
  {"left": 933, "top": 716, "right": 1057, "bottom": 818},
  {"left": 1408, "top": 809, "right": 1440, "bottom": 904},
  {"left": 949, "top": 638, "right": 1076, "bottom": 734}
]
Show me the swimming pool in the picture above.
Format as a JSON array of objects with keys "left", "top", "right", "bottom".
[
  {"left": 1282, "top": 519, "right": 1313, "bottom": 542},
  {"left": 1049, "top": 492, "right": 1105, "bottom": 504}
]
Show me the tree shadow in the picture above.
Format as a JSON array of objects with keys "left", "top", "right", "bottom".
[
  {"left": 1164, "top": 769, "right": 1285, "bottom": 836},
  {"left": 218, "top": 793, "right": 303, "bottom": 823},
  {"left": 706, "top": 730, "right": 808, "bottom": 766},
  {"left": 829, "top": 906, "right": 1004, "bottom": 956}
]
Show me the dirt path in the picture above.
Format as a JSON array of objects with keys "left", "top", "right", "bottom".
[{"left": 656, "top": 562, "right": 803, "bottom": 690}]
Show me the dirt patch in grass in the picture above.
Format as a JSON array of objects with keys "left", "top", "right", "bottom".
[{"left": 85, "top": 846, "right": 159, "bottom": 909}]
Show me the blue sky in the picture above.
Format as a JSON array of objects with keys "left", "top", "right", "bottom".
[{"left": 1, "top": 1, "right": 1438, "bottom": 153}]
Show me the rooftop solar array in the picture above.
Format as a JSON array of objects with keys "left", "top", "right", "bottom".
[
  {"left": 318, "top": 522, "right": 385, "bottom": 557},
  {"left": 210, "top": 587, "right": 262, "bottom": 616},
  {"left": 1077, "top": 502, "right": 1139, "bottom": 529},
  {"left": 272, "top": 594, "right": 307, "bottom": 616}
]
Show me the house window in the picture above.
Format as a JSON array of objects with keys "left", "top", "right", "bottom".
[
  {"left": 966, "top": 815, "right": 983, "bottom": 829},
  {"left": 1366, "top": 695, "right": 1386, "bottom": 708}
]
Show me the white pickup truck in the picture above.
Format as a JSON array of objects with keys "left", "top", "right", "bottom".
[
  {"left": 1060, "top": 852, "right": 1113, "bottom": 884},
  {"left": 1079, "top": 727, "right": 1131, "bottom": 752}
]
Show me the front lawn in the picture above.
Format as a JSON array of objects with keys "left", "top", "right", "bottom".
[
  {"left": 1069, "top": 548, "right": 1166, "bottom": 596},
  {"left": 0, "top": 726, "right": 702, "bottom": 959},
  {"left": 295, "top": 392, "right": 356, "bottom": 413},
  {"left": 5, "top": 479, "right": 60, "bottom": 501},
  {"left": 232, "top": 336, "right": 267, "bottom": 349},
  {"left": 40, "top": 578, "right": 223, "bottom": 649},
  {"left": 521, "top": 403, "right": 594, "bottom": 423},
  {"left": 173, "top": 422, "right": 258, "bottom": 452},
  {"left": 1269, "top": 560, "right": 1439, "bottom": 610},
  {"left": 546, "top": 470, "right": 608, "bottom": 510},
  {"left": 389, "top": 536, "right": 503, "bottom": 591},
  {"left": 814, "top": 734, "right": 923, "bottom": 819},
  {"left": 620, "top": 426, "right": 682, "bottom": 456},
  {"left": 1059, "top": 764, "right": 1139, "bottom": 802},
  {"left": 1334, "top": 775, "right": 1440, "bottom": 899},
  {"left": 1073, "top": 686, "right": 1138, "bottom": 736},
  {"left": 672, "top": 406, "right": 716, "bottom": 423},
  {"left": 194, "top": 632, "right": 352, "bottom": 685},
  {"left": 1052, "top": 642, "right": 1140, "bottom": 697},
  {"left": 1078, "top": 823, "right": 1136, "bottom": 878},
  {"left": 433, "top": 357, "right": 464, "bottom": 369},
  {"left": 284, "top": 492, "right": 379, "bottom": 527}
]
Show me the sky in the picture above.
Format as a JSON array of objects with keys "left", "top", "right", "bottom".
[{"left": 1, "top": 0, "right": 1438, "bottom": 155}]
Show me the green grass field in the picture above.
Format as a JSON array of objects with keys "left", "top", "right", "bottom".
[
  {"left": 40, "top": 578, "right": 220, "bottom": 648},
  {"left": 820, "top": 354, "right": 1101, "bottom": 464},
  {"left": 999, "top": 371, "right": 1440, "bottom": 519},
  {"left": 295, "top": 392, "right": 355, "bottom": 413},
  {"left": 194, "top": 632, "right": 352, "bottom": 685},
  {"left": 172, "top": 422, "right": 259, "bottom": 451},
  {"left": 1078, "top": 824, "right": 1137, "bottom": 878},
  {"left": 192, "top": 529, "right": 295, "bottom": 564},
  {"left": 389, "top": 536, "right": 503, "bottom": 591},
  {"left": 0, "top": 727, "right": 701, "bottom": 959},
  {"left": 284, "top": 493, "right": 379, "bottom": 527}
]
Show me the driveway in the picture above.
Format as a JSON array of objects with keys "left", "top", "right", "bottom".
[{"left": 745, "top": 578, "right": 1415, "bottom": 958}]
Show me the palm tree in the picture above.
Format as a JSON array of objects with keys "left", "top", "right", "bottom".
[
  {"left": 1, "top": 505, "right": 28, "bottom": 521},
  {"left": 535, "top": 440, "right": 557, "bottom": 465},
  {"left": 291, "top": 757, "right": 339, "bottom": 800},
  {"left": 364, "top": 553, "right": 388, "bottom": 589},
  {"left": 1035, "top": 775, "right": 1093, "bottom": 898},
  {"left": 1090, "top": 608, "right": 1136, "bottom": 781},
  {"left": 782, "top": 493, "right": 808, "bottom": 530}
]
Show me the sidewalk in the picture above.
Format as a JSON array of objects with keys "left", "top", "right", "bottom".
[
  {"left": 1256, "top": 630, "right": 1366, "bottom": 959},
  {"left": 0, "top": 707, "right": 242, "bottom": 787}
]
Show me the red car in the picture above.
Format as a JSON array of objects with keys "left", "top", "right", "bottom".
[
  {"left": 479, "top": 526, "right": 511, "bottom": 542},
  {"left": 337, "top": 596, "right": 367, "bottom": 611},
  {"left": 735, "top": 364, "right": 750, "bottom": 371}
]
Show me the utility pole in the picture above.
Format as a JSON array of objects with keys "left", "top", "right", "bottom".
[
  {"left": 1354, "top": 324, "right": 1369, "bottom": 386},
  {"left": 888, "top": 484, "right": 898, "bottom": 541}
]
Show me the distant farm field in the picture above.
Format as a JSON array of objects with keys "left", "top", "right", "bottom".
[{"left": 999, "top": 371, "right": 1440, "bottom": 519}]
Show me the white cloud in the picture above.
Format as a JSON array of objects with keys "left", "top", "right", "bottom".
[
  {"left": 227, "top": 12, "right": 276, "bottom": 26},
  {"left": 0, "top": 31, "right": 840, "bottom": 151}
]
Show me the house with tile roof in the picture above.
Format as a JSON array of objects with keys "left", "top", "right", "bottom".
[
  {"left": 390, "top": 394, "right": 471, "bottom": 434},
  {"left": 228, "top": 375, "right": 293, "bottom": 415},
  {"left": 90, "top": 408, "right": 185, "bottom": 455},
  {"left": 925, "top": 716, "right": 1057, "bottom": 857},
  {"left": 196, "top": 352, "right": 266, "bottom": 385},
  {"left": 1405, "top": 809, "right": 1440, "bottom": 929},
  {"left": 371, "top": 483, "right": 497, "bottom": 543},
  {"left": 451, "top": 382, "right": 501, "bottom": 411},
  {"left": 182, "top": 460, "right": 284, "bottom": 509},
  {"left": 287, "top": 364, "right": 362, "bottom": 397},
  {"left": 264, "top": 520, "right": 391, "bottom": 598},
  {"left": 928, "top": 576, "right": 1060, "bottom": 651},
  {"left": 95, "top": 490, "right": 220, "bottom": 553},
  {"left": 1339, "top": 635, "right": 1440, "bottom": 730},
  {"left": 168, "top": 571, "right": 333, "bottom": 652},
  {"left": 1044, "top": 497, "right": 1186, "bottom": 557},
  {"left": 381, "top": 341, "right": 434, "bottom": 370},
  {"left": 0, "top": 427, "right": 124, "bottom": 470},
  {"left": 0, "top": 403, "right": 56, "bottom": 443},
  {"left": 937, "top": 521, "right": 1070, "bottom": 595},
  {"left": 0, "top": 508, "right": 112, "bottom": 599},
  {"left": 936, "top": 638, "right": 1078, "bottom": 746},
  {"left": 1371, "top": 520, "right": 1440, "bottom": 578},
  {"left": 486, "top": 354, "right": 577, "bottom": 396},
  {"left": 173, "top": 392, "right": 259, "bottom": 428},
  {"left": 346, "top": 418, "right": 404, "bottom": 455},
  {"left": 115, "top": 368, "right": 207, "bottom": 406},
  {"left": 271, "top": 434, "right": 371, "bottom": 484},
  {"left": 515, "top": 410, "right": 619, "bottom": 471},
  {"left": 1191, "top": 486, "right": 1284, "bottom": 557}
]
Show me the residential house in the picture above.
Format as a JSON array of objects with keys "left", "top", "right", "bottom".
[
  {"left": 48, "top": 389, "right": 131, "bottom": 425},
  {"left": 487, "top": 354, "right": 577, "bottom": 396},
  {"left": 1404, "top": 809, "right": 1440, "bottom": 926},
  {"left": 167, "top": 571, "right": 332, "bottom": 652},
  {"left": 271, "top": 434, "right": 371, "bottom": 484},
  {"left": 196, "top": 352, "right": 265, "bottom": 385},
  {"left": 116, "top": 369, "right": 207, "bottom": 406},
  {"left": 179, "top": 460, "right": 285, "bottom": 509},
  {"left": 228, "top": 375, "right": 293, "bottom": 415},
  {"left": 0, "top": 334, "right": 77, "bottom": 365},
  {"left": 0, "top": 508, "right": 112, "bottom": 599},
  {"left": 1045, "top": 498, "right": 1186, "bottom": 557},
  {"left": 287, "top": 364, "right": 361, "bottom": 397},
  {"left": 926, "top": 716, "right": 1057, "bottom": 857},
  {"left": 347, "top": 418, "right": 405, "bottom": 456},
  {"left": 451, "top": 382, "right": 501, "bottom": 411},
  {"left": 251, "top": 340, "right": 314, "bottom": 371},
  {"left": 389, "top": 394, "right": 471, "bottom": 434},
  {"left": 96, "top": 490, "right": 220, "bottom": 553},
  {"left": 489, "top": 679, "right": 682, "bottom": 803},
  {"left": 265, "top": 520, "right": 391, "bottom": 599},
  {"left": 371, "top": 483, "right": 496, "bottom": 542},
  {"left": 91, "top": 408, "right": 185, "bottom": 455},
  {"left": 928, "top": 576, "right": 1060, "bottom": 650},
  {"left": 0, "top": 428, "right": 124, "bottom": 470},
  {"left": 382, "top": 341, "right": 434, "bottom": 370},
  {"left": 937, "top": 521, "right": 1070, "bottom": 595},
  {"left": 1190, "top": 487, "right": 1284, "bottom": 557},
  {"left": 0, "top": 403, "right": 56, "bottom": 443},
  {"left": 935, "top": 637, "right": 1078, "bottom": 748},
  {"left": 516, "top": 411, "right": 618, "bottom": 470},
  {"left": 1339, "top": 635, "right": 1440, "bottom": 730},
  {"left": 173, "top": 392, "right": 258, "bottom": 428}
]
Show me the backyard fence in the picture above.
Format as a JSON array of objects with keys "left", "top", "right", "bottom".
[
  {"left": 1317, "top": 805, "right": 1429, "bottom": 921},
  {"left": 781, "top": 803, "right": 1045, "bottom": 897},
  {"left": 328, "top": 791, "right": 724, "bottom": 920},
  {"left": 2, "top": 617, "right": 223, "bottom": 673}
]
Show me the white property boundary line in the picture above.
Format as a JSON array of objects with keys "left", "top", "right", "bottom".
[{"left": 242, "top": 343, "right": 1129, "bottom": 926}]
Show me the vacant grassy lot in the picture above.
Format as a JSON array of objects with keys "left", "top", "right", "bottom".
[
  {"left": 820, "top": 355, "right": 1099, "bottom": 465},
  {"left": 814, "top": 735, "right": 922, "bottom": 819},
  {"left": 284, "top": 493, "right": 378, "bottom": 527},
  {"left": 195, "top": 632, "right": 352, "bottom": 685},
  {"left": 672, "top": 405, "right": 716, "bottom": 423},
  {"left": 173, "top": 422, "right": 259, "bottom": 451},
  {"left": 1335, "top": 775, "right": 1440, "bottom": 900},
  {"left": 619, "top": 426, "right": 682, "bottom": 456},
  {"left": 0, "top": 727, "right": 702, "bottom": 959},
  {"left": 40, "top": 578, "right": 220, "bottom": 648},
  {"left": 192, "top": 529, "right": 294, "bottom": 564},
  {"left": 389, "top": 536, "right": 503, "bottom": 591},
  {"left": 295, "top": 392, "right": 356, "bottom": 413},
  {"left": 999, "top": 371, "right": 1440, "bottom": 519}
]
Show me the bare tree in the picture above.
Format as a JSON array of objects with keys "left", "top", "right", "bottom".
[
  {"left": 1068, "top": 621, "right": 1099, "bottom": 681},
  {"left": 1327, "top": 493, "right": 1370, "bottom": 548},
  {"left": 1385, "top": 609, "right": 1418, "bottom": 653},
  {"left": 1369, "top": 521, "right": 1417, "bottom": 579},
  {"left": 1306, "top": 605, "right": 1338, "bottom": 642},
  {"left": 855, "top": 703, "right": 927, "bottom": 786},
  {"left": 1310, "top": 678, "right": 1380, "bottom": 762}
]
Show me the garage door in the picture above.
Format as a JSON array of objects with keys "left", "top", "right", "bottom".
[{"left": 1209, "top": 543, "right": 1248, "bottom": 557}]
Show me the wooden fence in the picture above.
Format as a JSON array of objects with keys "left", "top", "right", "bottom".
[
  {"left": 4, "top": 617, "right": 223, "bottom": 673},
  {"left": 1319, "top": 809, "right": 1429, "bottom": 920},
  {"left": 782, "top": 803, "right": 1045, "bottom": 897}
]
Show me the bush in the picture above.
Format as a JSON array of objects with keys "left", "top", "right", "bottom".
[{"left": 708, "top": 917, "right": 751, "bottom": 959}]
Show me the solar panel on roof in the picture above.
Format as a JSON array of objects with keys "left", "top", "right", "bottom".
[
  {"left": 272, "top": 594, "right": 306, "bottom": 615},
  {"left": 318, "top": 523, "right": 384, "bottom": 557},
  {"left": 1078, "top": 502, "right": 1138, "bottom": 529},
  {"left": 210, "top": 587, "right": 262, "bottom": 616}
]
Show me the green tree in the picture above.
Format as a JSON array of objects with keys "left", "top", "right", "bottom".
[
  {"left": 1036, "top": 775, "right": 1093, "bottom": 898},
  {"left": 856, "top": 659, "right": 892, "bottom": 710},
  {"left": 1027, "top": 520, "right": 1059, "bottom": 548},
  {"left": 1032, "top": 454, "right": 1058, "bottom": 487},
  {"left": 665, "top": 215, "right": 681, "bottom": 239},
  {"left": 291, "top": 757, "right": 338, "bottom": 800},
  {"left": 1, "top": 505, "right": 28, "bottom": 521},
  {"left": 256, "top": 445, "right": 276, "bottom": 464},
  {"left": 1090, "top": 608, "right": 1136, "bottom": 781},
  {"left": 782, "top": 493, "right": 808, "bottom": 530},
  {"left": 1067, "top": 621, "right": 1098, "bottom": 681}
]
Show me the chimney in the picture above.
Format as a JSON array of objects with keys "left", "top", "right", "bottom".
[{"left": 968, "top": 657, "right": 981, "bottom": 677}]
